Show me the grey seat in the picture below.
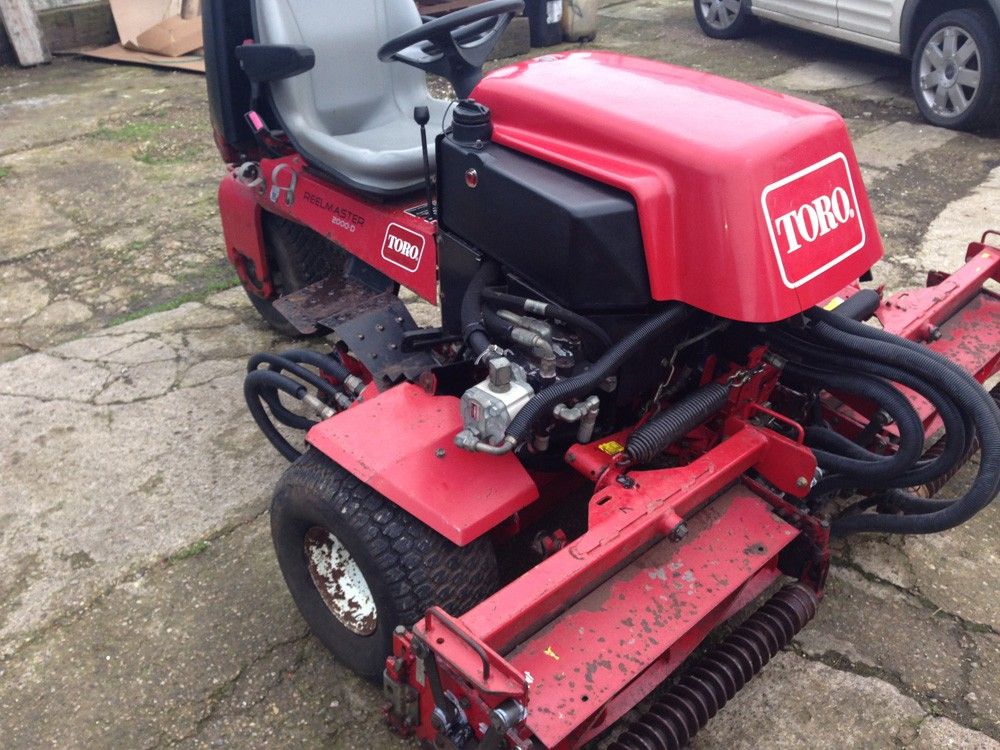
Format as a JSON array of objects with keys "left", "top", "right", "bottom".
[{"left": 253, "top": 0, "right": 451, "bottom": 195}]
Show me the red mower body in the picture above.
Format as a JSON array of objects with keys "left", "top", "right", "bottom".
[
  {"left": 207, "top": 3, "right": 1000, "bottom": 743},
  {"left": 474, "top": 52, "right": 884, "bottom": 321}
]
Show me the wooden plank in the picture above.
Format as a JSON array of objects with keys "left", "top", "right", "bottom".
[{"left": 0, "top": 0, "right": 50, "bottom": 66}]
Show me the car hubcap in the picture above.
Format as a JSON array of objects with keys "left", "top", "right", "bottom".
[
  {"left": 700, "top": 0, "right": 742, "bottom": 29},
  {"left": 304, "top": 526, "right": 378, "bottom": 635},
  {"left": 919, "top": 25, "right": 981, "bottom": 118}
]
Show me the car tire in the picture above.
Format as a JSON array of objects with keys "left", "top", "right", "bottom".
[
  {"left": 270, "top": 449, "right": 499, "bottom": 680},
  {"left": 243, "top": 213, "right": 345, "bottom": 337},
  {"left": 910, "top": 9, "right": 1000, "bottom": 131},
  {"left": 693, "top": 0, "right": 757, "bottom": 39}
]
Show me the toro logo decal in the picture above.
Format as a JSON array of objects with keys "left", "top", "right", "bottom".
[
  {"left": 761, "top": 152, "right": 866, "bottom": 289},
  {"left": 381, "top": 223, "right": 425, "bottom": 273}
]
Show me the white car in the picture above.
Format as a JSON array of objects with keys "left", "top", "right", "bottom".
[{"left": 693, "top": 0, "right": 1000, "bottom": 130}]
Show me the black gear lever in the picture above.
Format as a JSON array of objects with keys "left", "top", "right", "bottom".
[{"left": 414, "top": 106, "right": 435, "bottom": 220}]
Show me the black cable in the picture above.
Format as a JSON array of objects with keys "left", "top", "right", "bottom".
[
  {"left": 247, "top": 352, "right": 346, "bottom": 402},
  {"left": 782, "top": 361, "right": 924, "bottom": 482},
  {"left": 770, "top": 327, "right": 970, "bottom": 490}
]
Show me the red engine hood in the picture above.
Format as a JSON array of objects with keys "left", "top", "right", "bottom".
[{"left": 472, "top": 52, "right": 883, "bottom": 322}]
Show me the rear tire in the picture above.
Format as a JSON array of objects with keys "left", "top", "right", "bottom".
[
  {"left": 693, "top": 0, "right": 757, "bottom": 39},
  {"left": 910, "top": 9, "right": 1000, "bottom": 131},
  {"left": 244, "top": 213, "right": 345, "bottom": 337},
  {"left": 270, "top": 449, "right": 499, "bottom": 680}
]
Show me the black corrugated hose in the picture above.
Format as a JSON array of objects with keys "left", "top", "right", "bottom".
[{"left": 624, "top": 382, "right": 730, "bottom": 464}]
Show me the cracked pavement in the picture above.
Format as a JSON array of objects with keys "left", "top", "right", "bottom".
[{"left": 0, "top": 0, "right": 998, "bottom": 747}]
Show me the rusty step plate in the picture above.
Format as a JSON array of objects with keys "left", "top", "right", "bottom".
[{"left": 272, "top": 275, "right": 394, "bottom": 335}]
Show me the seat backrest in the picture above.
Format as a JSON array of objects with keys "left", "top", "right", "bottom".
[{"left": 253, "top": 0, "right": 430, "bottom": 137}]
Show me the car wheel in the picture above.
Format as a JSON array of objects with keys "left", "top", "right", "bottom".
[
  {"left": 911, "top": 9, "right": 1000, "bottom": 131},
  {"left": 693, "top": 0, "right": 757, "bottom": 39}
]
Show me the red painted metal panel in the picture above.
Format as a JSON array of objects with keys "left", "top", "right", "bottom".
[
  {"left": 306, "top": 384, "right": 538, "bottom": 545},
  {"left": 460, "top": 427, "right": 774, "bottom": 654},
  {"left": 473, "top": 52, "right": 883, "bottom": 322},
  {"left": 571, "top": 564, "right": 784, "bottom": 747},
  {"left": 218, "top": 172, "right": 270, "bottom": 297},
  {"left": 256, "top": 156, "right": 439, "bottom": 303},
  {"left": 506, "top": 490, "right": 798, "bottom": 748}
]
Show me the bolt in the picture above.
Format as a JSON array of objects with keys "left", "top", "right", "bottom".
[
  {"left": 357, "top": 333, "right": 365, "bottom": 340},
  {"left": 435, "top": 448, "right": 446, "bottom": 458},
  {"left": 566, "top": 451, "right": 576, "bottom": 463},
  {"left": 376, "top": 324, "right": 385, "bottom": 332},
  {"left": 616, "top": 475, "right": 636, "bottom": 489},
  {"left": 796, "top": 476, "right": 809, "bottom": 488},
  {"left": 395, "top": 316, "right": 404, "bottom": 324},
  {"left": 394, "top": 625, "right": 407, "bottom": 636},
  {"left": 389, "top": 343, "right": 398, "bottom": 350},
  {"left": 669, "top": 523, "right": 688, "bottom": 542}
]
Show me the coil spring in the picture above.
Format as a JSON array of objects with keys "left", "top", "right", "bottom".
[{"left": 608, "top": 582, "right": 819, "bottom": 750}]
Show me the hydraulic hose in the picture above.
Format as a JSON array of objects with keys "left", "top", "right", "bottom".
[
  {"left": 481, "top": 288, "right": 613, "bottom": 356},
  {"left": 506, "top": 303, "right": 692, "bottom": 444},
  {"left": 803, "top": 309, "right": 1000, "bottom": 535},
  {"left": 247, "top": 352, "right": 347, "bottom": 402},
  {"left": 770, "top": 328, "right": 970, "bottom": 490},
  {"left": 783, "top": 362, "right": 925, "bottom": 481},
  {"left": 624, "top": 382, "right": 730, "bottom": 464},
  {"left": 276, "top": 348, "right": 354, "bottom": 390},
  {"left": 831, "top": 289, "right": 881, "bottom": 321},
  {"left": 245, "top": 369, "right": 308, "bottom": 462},
  {"left": 461, "top": 262, "right": 500, "bottom": 358},
  {"left": 245, "top": 349, "right": 358, "bottom": 462}
]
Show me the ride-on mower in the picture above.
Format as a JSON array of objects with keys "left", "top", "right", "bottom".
[{"left": 204, "top": 1, "right": 1000, "bottom": 747}]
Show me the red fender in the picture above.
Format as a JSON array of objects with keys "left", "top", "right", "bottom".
[
  {"left": 306, "top": 383, "right": 538, "bottom": 545},
  {"left": 218, "top": 171, "right": 271, "bottom": 298}
]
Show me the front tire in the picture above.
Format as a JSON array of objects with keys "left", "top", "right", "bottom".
[
  {"left": 693, "top": 0, "right": 757, "bottom": 39},
  {"left": 270, "top": 449, "right": 499, "bottom": 680},
  {"left": 911, "top": 9, "right": 1000, "bottom": 131}
]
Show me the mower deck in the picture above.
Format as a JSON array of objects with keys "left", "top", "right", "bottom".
[{"left": 503, "top": 488, "right": 797, "bottom": 748}]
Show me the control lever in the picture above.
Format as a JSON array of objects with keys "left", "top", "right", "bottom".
[{"left": 414, "top": 106, "right": 436, "bottom": 220}]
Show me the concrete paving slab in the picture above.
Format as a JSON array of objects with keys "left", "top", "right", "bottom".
[
  {"left": 853, "top": 120, "right": 958, "bottom": 172},
  {"left": 919, "top": 166, "right": 1000, "bottom": 275},
  {"left": 764, "top": 59, "right": 898, "bottom": 92},
  {"left": 0, "top": 299, "right": 287, "bottom": 656}
]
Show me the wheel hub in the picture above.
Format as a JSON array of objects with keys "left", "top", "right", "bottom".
[
  {"left": 919, "top": 25, "right": 981, "bottom": 117},
  {"left": 304, "top": 526, "right": 378, "bottom": 636}
]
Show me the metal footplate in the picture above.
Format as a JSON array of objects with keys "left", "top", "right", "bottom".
[
  {"left": 326, "top": 298, "right": 436, "bottom": 389},
  {"left": 272, "top": 275, "right": 394, "bottom": 335}
]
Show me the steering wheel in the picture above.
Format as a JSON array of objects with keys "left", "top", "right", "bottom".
[{"left": 377, "top": 0, "right": 525, "bottom": 99}]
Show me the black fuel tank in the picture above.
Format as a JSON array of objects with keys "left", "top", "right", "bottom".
[{"left": 437, "top": 133, "right": 651, "bottom": 311}]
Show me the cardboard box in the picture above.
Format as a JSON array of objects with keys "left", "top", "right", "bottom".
[{"left": 80, "top": 0, "right": 204, "bottom": 73}]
